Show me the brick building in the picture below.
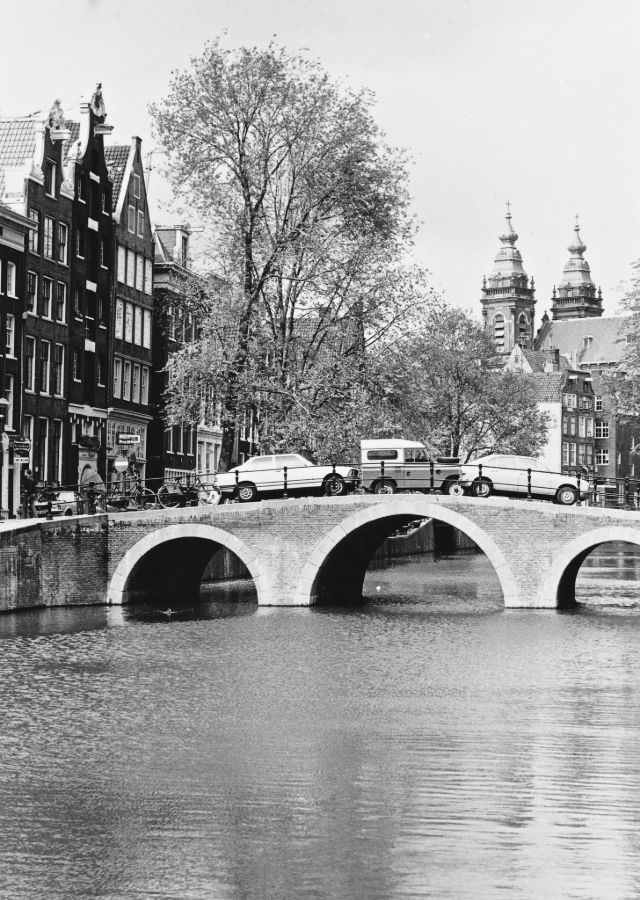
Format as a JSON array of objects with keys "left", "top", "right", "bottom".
[
  {"left": 0, "top": 202, "right": 35, "bottom": 514},
  {"left": 105, "top": 137, "right": 154, "bottom": 484}
]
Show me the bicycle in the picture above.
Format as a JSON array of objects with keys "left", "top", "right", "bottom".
[
  {"left": 106, "top": 473, "right": 157, "bottom": 511},
  {"left": 157, "top": 474, "right": 222, "bottom": 508}
]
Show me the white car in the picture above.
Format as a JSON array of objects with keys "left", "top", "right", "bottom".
[
  {"left": 214, "top": 453, "right": 360, "bottom": 502},
  {"left": 457, "top": 454, "right": 588, "bottom": 505},
  {"left": 34, "top": 489, "right": 80, "bottom": 517}
]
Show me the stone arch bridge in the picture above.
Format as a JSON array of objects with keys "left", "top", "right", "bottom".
[{"left": 1, "top": 494, "right": 640, "bottom": 613}]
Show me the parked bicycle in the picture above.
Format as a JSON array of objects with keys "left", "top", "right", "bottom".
[
  {"left": 107, "top": 472, "right": 157, "bottom": 511},
  {"left": 157, "top": 474, "right": 221, "bottom": 508}
]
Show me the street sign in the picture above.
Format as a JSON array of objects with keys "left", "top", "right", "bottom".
[{"left": 117, "top": 434, "right": 140, "bottom": 446}]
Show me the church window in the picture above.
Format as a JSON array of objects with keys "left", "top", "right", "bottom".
[
  {"left": 493, "top": 314, "right": 504, "bottom": 350},
  {"left": 518, "top": 314, "right": 528, "bottom": 347}
]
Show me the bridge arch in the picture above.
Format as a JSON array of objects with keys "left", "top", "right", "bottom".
[
  {"left": 541, "top": 525, "right": 640, "bottom": 607},
  {"left": 107, "top": 523, "right": 268, "bottom": 606},
  {"left": 294, "top": 499, "right": 517, "bottom": 606}
]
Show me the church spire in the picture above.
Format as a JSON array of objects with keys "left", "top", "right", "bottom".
[
  {"left": 480, "top": 205, "right": 536, "bottom": 354},
  {"left": 551, "top": 217, "right": 603, "bottom": 320}
]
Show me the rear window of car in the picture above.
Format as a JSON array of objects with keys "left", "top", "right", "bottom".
[
  {"left": 275, "top": 455, "right": 309, "bottom": 468},
  {"left": 366, "top": 449, "right": 398, "bottom": 460}
]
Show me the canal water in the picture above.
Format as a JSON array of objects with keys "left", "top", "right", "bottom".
[{"left": 1, "top": 544, "right": 640, "bottom": 899}]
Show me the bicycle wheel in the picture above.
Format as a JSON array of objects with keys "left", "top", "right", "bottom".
[
  {"left": 157, "top": 482, "right": 182, "bottom": 508},
  {"left": 138, "top": 487, "right": 158, "bottom": 510}
]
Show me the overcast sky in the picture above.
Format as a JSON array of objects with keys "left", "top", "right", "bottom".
[{"left": 2, "top": 0, "right": 639, "bottom": 319}]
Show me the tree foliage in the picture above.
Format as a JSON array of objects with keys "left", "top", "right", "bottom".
[
  {"left": 377, "top": 307, "right": 549, "bottom": 461},
  {"left": 151, "top": 40, "right": 430, "bottom": 468}
]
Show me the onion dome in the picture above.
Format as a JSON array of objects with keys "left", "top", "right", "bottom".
[
  {"left": 559, "top": 217, "right": 593, "bottom": 288},
  {"left": 491, "top": 208, "right": 527, "bottom": 279}
]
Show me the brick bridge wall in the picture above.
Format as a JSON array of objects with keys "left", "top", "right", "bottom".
[{"left": 2, "top": 495, "right": 640, "bottom": 613}]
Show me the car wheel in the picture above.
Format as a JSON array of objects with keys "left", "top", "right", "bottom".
[
  {"left": 472, "top": 478, "right": 492, "bottom": 499},
  {"left": 324, "top": 474, "right": 346, "bottom": 496},
  {"left": 373, "top": 479, "right": 397, "bottom": 495},
  {"left": 237, "top": 482, "right": 258, "bottom": 503},
  {"left": 445, "top": 480, "right": 465, "bottom": 497},
  {"left": 555, "top": 485, "right": 577, "bottom": 506}
]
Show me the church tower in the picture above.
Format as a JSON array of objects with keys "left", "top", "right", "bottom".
[
  {"left": 481, "top": 206, "right": 536, "bottom": 354},
  {"left": 551, "top": 218, "right": 603, "bottom": 320}
]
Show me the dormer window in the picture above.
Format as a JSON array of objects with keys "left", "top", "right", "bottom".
[{"left": 583, "top": 336, "right": 593, "bottom": 348}]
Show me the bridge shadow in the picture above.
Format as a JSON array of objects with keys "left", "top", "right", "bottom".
[
  {"left": 121, "top": 537, "right": 259, "bottom": 612},
  {"left": 559, "top": 540, "right": 640, "bottom": 611}
]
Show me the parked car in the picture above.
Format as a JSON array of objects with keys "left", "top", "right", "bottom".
[
  {"left": 34, "top": 489, "right": 80, "bottom": 517},
  {"left": 457, "top": 455, "right": 588, "bottom": 505},
  {"left": 214, "top": 453, "right": 360, "bottom": 502},
  {"left": 360, "top": 439, "right": 461, "bottom": 495}
]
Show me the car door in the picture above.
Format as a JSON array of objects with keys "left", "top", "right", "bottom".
[
  {"left": 403, "top": 447, "right": 431, "bottom": 491},
  {"left": 276, "top": 454, "right": 312, "bottom": 492},
  {"left": 488, "top": 456, "right": 519, "bottom": 494}
]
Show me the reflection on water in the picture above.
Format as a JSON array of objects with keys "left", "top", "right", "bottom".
[
  {"left": 577, "top": 541, "right": 640, "bottom": 608},
  {"left": 1, "top": 548, "right": 640, "bottom": 899}
]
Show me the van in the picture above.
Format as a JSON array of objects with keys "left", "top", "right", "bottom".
[{"left": 360, "top": 439, "right": 461, "bottom": 495}]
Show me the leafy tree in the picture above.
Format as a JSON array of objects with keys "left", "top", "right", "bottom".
[
  {"left": 379, "top": 306, "right": 549, "bottom": 460},
  {"left": 151, "top": 40, "right": 428, "bottom": 469}
]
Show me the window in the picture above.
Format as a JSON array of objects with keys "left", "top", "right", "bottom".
[
  {"left": 567, "top": 416, "right": 576, "bottom": 436},
  {"left": 564, "top": 444, "right": 571, "bottom": 468},
  {"left": 122, "top": 360, "right": 131, "bottom": 400},
  {"left": 115, "top": 299, "right": 124, "bottom": 339},
  {"left": 578, "top": 445, "right": 585, "bottom": 465},
  {"left": 126, "top": 250, "right": 135, "bottom": 287},
  {"left": 181, "top": 234, "right": 189, "bottom": 265},
  {"left": 595, "top": 420, "right": 610, "bottom": 439},
  {"left": 137, "top": 210, "right": 144, "bottom": 237},
  {"left": 26, "top": 272, "right": 37, "bottom": 313},
  {"left": 97, "top": 354, "right": 106, "bottom": 387},
  {"left": 43, "top": 216, "right": 54, "bottom": 259},
  {"left": 99, "top": 237, "right": 107, "bottom": 268},
  {"left": 132, "top": 364, "right": 140, "bottom": 403},
  {"left": 36, "top": 418, "right": 48, "bottom": 481},
  {"left": 128, "top": 205, "right": 135, "bottom": 233},
  {"left": 493, "top": 314, "right": 505, "bottom": 350},
  {"left": 586, "top": 445, "right": 593, "bottom": 465},
  {"left": 41, "top": 277, "right": 52, "bottom": 319},
  {"left": 22, "top": 415, "right": 33, "bottom": 466},
  {"left": 133, "top": 173, "right": 141, "bottom": 198},
  {"left": 54, "top": 345, "right": 64, "bottom": 396},
  {"left": 135, "top": 254, "right": 143, "bottom": 291},
  {"left": 563, "top": 393, "right": 577, "bottom": 409},
  {"left": 141, "top": 366, "right": 149, "bottom": 405},
  {"left": 165, "top": 427, "right": 174, "bottom": 453},
  {"left": 586, "top": 417, "right": 593, "bottom": 438},
  {"left": 52, "top": 420, "right": 63, "bottom": 483},
  {"left": 113, "top": 357, "right": 122, "bottom": 398},
  {"left": 29, "top": 209, "right": 40, "bottom": 253},
  {"left": 77, "top": 172, "right": 87, "bottom": 201},
  {"left": 76, "top": 227, "right": 85, "bottom": 259},
  {"left": 58, "top": 222, "right": 68, "bottom": 264},
  {"left": 74, "top": 287, "right": 83, "bottom": 318},
  {"left": 125, "top": 303, "right": 133, "bottom": 342},
  {"left": 143, "top": 309, "right": 151, "bottom": 349},
  {"left": 5, "top": 314, "right": 14, "bottom": 357},
  {"left": 25, "top": 337, "right": 35, "bottom": 391},
  {"left": 45, "top": 160, "right": 56, "bottom": 196},
  {"left": 117, "top": 244, "right": 126, "bottom": 283},
  {"left": 3, "top": 375, "right": 13, "bottom": 431},
  {"left": 578, "top": 416, "right": 586, "bottom": 438},
  {"left": 569, "top": 443, "right": 577, "bottom": 466},
  {"left": 39, "top": 341, "right": 50, "bottom": 394},
  {"left": 6, "top": 262, "right": 16, "bottom": 297},
  {"left": 583, "top": 335, "right": 593, "bottom": 348},
  {"left": 134, "top": 307, "right": 142, "bottom": 345},
  {"left": 55, "top": 282, "right": 66, "bottom": 322},
  {"left": 596, "top": 449, "right": 609, "bottom": 466},
  {"left": 97, "top": 293, "right": 104, "bottom": 324},
  {"left": 144, "top": 258, "right": 152, "bottom": 295},
  {"left": 518, "top": 313, "right": 528, "bottom": 345},
  {"left": 367, "top": 449, "right": 398, "bottom": 461},
  {"left": 73, "top": 348, "right": 81, "bottom": 381},
  {"left": 595, "top": 395, "right": 603, "bottom": 412},
  {"left": 580, "top": 396, "right": 592, "bottom": 409}
]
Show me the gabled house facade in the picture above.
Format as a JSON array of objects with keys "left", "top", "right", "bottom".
[{"left": 105, "top": 137, "right": 154, "bottom": 484}]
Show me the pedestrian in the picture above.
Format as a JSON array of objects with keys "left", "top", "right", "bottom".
[{"left": 22, "top": 468, "right": 36, "bottom": 518}]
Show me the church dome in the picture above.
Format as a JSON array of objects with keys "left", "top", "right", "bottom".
[{"left": 559, "top": 219, "right": 594, "bottom": 288}]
